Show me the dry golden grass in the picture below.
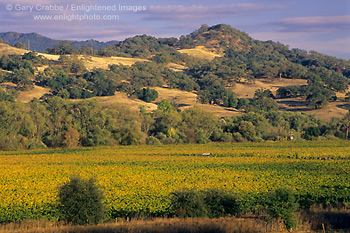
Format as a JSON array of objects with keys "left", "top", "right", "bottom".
[
  {"left": 153, "top": 87, "right": 197, "bottom": 107},
  {"left": 231, "top": 78, "right": 308, "bottom": 99},
  {"left": 1, "top": 82, "right": 51, "bottom": 102},
  {"left": 37, "top": 53, "right": 60, "bottom": 61},
  {"left": 37, "top": 65, "right": 49, "bottom": 72},
  {"left": 0, "top": 217, "right": 304, "bottom": 233},
  {"left": 16, "top": 85, "right": 51, "bottom": 102},
  {"left": 80, "top": 92, "right": 158, "bottom": 112},
  {"left": 166, "top": 63, "right": 187, "bottom": 72},
  {"left": 277, "top": 97, "right": 349, "bottom": 121},
  {"left": 37, "top": 53, "right": 149, "bottom": 70},
  {"left": 73, "top": 87, "right": 240, "bottom": 117},
  {"left": 231, "top": 78, "right": 350, "bottom": 121},
  {"left": 153, "top": 87, "right": 240, "bottom": 117},
  {"left": 196, "top": 104, "right": 242, "bottom": 118},
  {"left": 0, "top": 43, "right": 28, "bottom": 56},
  {"left": 178, "top": 46, "right": 222, "bottom": 60},
  {"left": 78, "top": 56, "right": 148, "bottom": 70},
  {"left": 2, "top": 209, "right": 350, "bottom": 233},
  {"left": 307, "top": 101, "right": 349, "bottom": 121},
  {"left": 0, "top": 82, "right": 16, "bottom": 89}
]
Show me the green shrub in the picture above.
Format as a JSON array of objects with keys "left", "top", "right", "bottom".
[
  {"left": 170, "top": 189, "right": 208, "bottom": 218},
  {"left": 266, "top": 188, "right": 298, "bottom": 230},
  {"left": 57, "top": 176, "right": 107, "bottom": 225},
  {"left": 146, "top": 136, "right": 162, "bottom": 145},
  {"left": 202, "top": 189, "right": 241, "bottom": 218},
  {"left": 170, "top": 188, "right": 241, "bottom": 218},
  {"left": 136, "top": 87, "right": 158, "bottom": 102}
]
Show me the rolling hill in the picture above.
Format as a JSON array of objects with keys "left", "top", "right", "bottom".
[{"left": 1, "top": 24, "right": 350, "bottom": 122}]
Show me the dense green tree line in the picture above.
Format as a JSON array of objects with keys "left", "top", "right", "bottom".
[
  {"left": 1, "top": 96, "right": 350, "bottom": 151},
  {"left": 0, "top": 52, "right": 48, "bottom": 91}
]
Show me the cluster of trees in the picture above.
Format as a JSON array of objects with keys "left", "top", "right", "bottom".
[
  {"left": 0, "top": 52, "right": 48, "bottom": 91},
  {"left": 46, "top": 41, "right": 76, "bottom": 55},
  {"left": 36, "top": 56, "right": 122, "bottom": 99},
  {"left": 45, "top": 40, "right": 108, "bottom": 56},
  {"left": 0, "top": 97, "right": 144, "bottom": 150},
  {"left": 0, "top": 52, "right": 47, "bottom": 73},
  {"left": 170, "top": 187, "right": 298, "bottom": 230},
  {"left": 103, "top": 35, "right": 177, "bottom": 58},
  {"left": 1, "top": 95, "right": 350, "bottom": 151},
  {"left": 135, "top": 87, "right": 158, "bottom": 102}
]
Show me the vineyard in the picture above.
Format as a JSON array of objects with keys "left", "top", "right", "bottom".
[{"left": 0, "top": 140, "right": 350, "bottom": 223}]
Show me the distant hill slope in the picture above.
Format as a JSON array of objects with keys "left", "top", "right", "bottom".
[
  {"left": 0, "top": 32, "right": 117, "bottom": 52},
  {"left": 0, "top": 42, "right": 28, "bottom": 55}
]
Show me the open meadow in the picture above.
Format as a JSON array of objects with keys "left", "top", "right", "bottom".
[{"left": 1, "top": 140, "right": 349, "bottom": 225}]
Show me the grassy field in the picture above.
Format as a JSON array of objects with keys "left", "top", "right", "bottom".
[
  {"left": 0, "top": 140, "right": 349, "bottom": 224},
  {"left": 0, "top": 43, "right": 28, "bottom": 56},
  {"left": 178, "top": 46, "right": 222, "bottom": 60}
]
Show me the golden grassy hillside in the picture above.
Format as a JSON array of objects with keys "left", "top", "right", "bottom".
[
  {"left": 178, "top": 46, "right": 222, "bottom": 61},
  {"left": 37, "top": 53, "right": 149, "bottom": 69},
  {"left": 16, "top": 85, "right": 51, "bottom": 102},
  {"left": 231, "top": 78, "right": 349, "bottom": 121},
  {"left": 80, "top": 92, "right": 158, "bottom": 112},
  {"left": 79, "top": 55, "right": 148, "bottom": 70},
  {"left": 37, "top": 53, "right": 59, "bottom": 61},
  {"left": 0, "top": 43, "right": 28, "bottom": 55},
  {"left": 153, "top": 87, "right": 241, "bottom": 118},
  {"left": 231, "top": 78, "right": 308, "bottom": 99}
]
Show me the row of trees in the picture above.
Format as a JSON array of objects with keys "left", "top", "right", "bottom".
[
  {"left": 1, "top": 96, "right": 350, "bottom": 151},
  {"left": 58, "top": 175, "right": 298, "bottom": 230}
]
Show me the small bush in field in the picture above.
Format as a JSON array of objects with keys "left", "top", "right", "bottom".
[
  {"left": 57, "top": 176, "right": 107, "bottom": 225},
  {"left": 170, "top": 188, "right": 241, "bottom": 218},
  {"left": 170, "top": 188, "right": 208, "bottom": 218},
  {"left": 202, "top": 189, "right": 242, "bottom": 218},
  {"left": 266, "top": 188, "right": 298, "bottom": 230}
]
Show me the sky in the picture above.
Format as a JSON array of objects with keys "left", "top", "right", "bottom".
[{"left": 0, "top": 0, "right": 349, "bottom": 59}]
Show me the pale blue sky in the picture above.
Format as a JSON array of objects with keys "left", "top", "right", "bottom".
[{"left": 0, "top": 0, "right": 349, "bottom": 59}]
